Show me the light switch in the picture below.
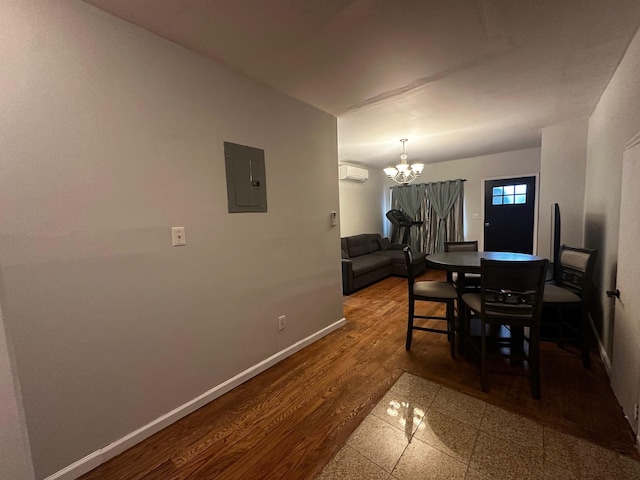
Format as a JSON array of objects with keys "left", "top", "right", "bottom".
[{"left": 171, "top": 227, "right": 186, "bottom": 246}]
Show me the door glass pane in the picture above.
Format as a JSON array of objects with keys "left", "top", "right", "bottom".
[{"left": 491, "top": 184, "right": 528, "bottom": 206}]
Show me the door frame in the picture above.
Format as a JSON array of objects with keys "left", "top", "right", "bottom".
[
  {"left": 611, "top": 131, "right": 640, "bottom": 444},
  {"left": 480, "top": 173, "right": 540, "bottom": 253}
]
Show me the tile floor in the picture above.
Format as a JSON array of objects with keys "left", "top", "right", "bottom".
[{"left": 316, "top": 373, "right": 640, "bottom": 480}]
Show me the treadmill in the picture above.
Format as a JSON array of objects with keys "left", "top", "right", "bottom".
[{"left": 385, "top": 209, "right": 423, "bottom": 245}]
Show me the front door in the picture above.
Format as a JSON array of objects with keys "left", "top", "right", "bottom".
[
  {"left": 484, "top": 176, "right": 536, "bottom": 253},
  {"left": 611, "top": 134, "right": 640, "bottom": 436}
]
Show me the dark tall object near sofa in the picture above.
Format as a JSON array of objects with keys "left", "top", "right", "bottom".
[{"left": 341, "top": 233, "right": 427, "bottom": 294}]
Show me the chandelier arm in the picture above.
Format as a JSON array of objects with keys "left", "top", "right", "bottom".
[{"left": 384, "top": 138, "right": 423, "bottom": 185}]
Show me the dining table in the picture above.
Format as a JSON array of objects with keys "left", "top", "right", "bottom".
[
  {"left": 426, "top": 250, "right": 546, "bottom": 354},
  {"left": 427, "top": 250, "right": 545, "bottom": 275}
]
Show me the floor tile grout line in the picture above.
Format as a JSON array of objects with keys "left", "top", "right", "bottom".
[
  {"left": 388, "top": 435, "right": 412, "bottom": 477},
  {"left": 344, "top": 413, "right": 416, "bottom": 476},
  {"left": 409, "top": 406, "right": 475, "bottom": 477},
  {"left": 464, "top": 429, "right": 482, "bottom": 480},
  {"left": 400, "top": 378, "right": 487, "bottom": 469}
]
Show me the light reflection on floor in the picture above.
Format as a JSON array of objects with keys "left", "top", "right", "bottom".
[{"left": 316, "top": 373, "right": 640, "bottom": 480}]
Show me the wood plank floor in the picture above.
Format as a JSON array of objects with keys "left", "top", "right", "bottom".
[{"left": 80, "top": 270, "right": 638, "bottom": 480}]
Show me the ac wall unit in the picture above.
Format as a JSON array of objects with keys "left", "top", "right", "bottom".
[{"left": 339, "top": 165, "right": 369, "bottom": 182}]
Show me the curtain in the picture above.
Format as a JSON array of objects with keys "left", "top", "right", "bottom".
[
  {"left": 421, "top": 182, "right": 464, "bottom": 253},
  {"left": 426, "top": 179, "right": 464, "bottom": 253},
  {"left": 390, "top": 183, "right": 427, "bottom": 251},
  {"left": 391, "top": 180, "right": 463, "bottom": 253}
]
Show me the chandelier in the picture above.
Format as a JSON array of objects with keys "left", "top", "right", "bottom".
[{"left": 383, "top": 139, "right": 424, "bottom": 185}]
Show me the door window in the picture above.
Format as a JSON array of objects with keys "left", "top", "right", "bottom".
[{"left": 492, "top": 184, "right": 527, "bottom": 205}]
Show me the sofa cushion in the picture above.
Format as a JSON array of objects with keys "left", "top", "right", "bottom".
[
  {"left": 372, "top": 249, "right": 426, "bottom": 265},
  {"left": 377, "top": 237, "right": 392, "bottom": 250},
  {"left": 346, "top": 235, "right": 369, "bottom": 257},
  {"left": 343, "top": 234, "right": 385, "bottom": 257},
  {"left": 364, "top": 234, "right": 381, "bottom": 253},
  {"left": 350, "top": 254, "right": 392, "bottom": 277}
]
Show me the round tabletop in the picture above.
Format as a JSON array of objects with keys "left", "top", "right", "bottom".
[{"left": 427, "top": 251, "right": 545, "bottom": 273}]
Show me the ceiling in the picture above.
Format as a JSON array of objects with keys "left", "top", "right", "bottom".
[{"left": 85, "top": 0, "right": 640, "bottom": 169}]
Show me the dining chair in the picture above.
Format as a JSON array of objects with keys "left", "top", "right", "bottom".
[
  {"left": 444, "top": 241, "right": 481, "bottom": 290},
  {"left": 542, "top": 245, "right": 597, "bottom": 368},
  {"left": 403, "top": 246, "right": 458, "bottom": 357},
  {"left": 443, "top": 240, "right": 478, "bottom": 252},
  {"left": 462, "top": 258, "right": 548, "bottom": 398}
]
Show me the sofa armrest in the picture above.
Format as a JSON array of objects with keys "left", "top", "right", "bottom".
[{"left": 341, "top": 259, "right": 354, "bottom": 295}]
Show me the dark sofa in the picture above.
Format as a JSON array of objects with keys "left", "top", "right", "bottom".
[{"left": 341, "top": 233, "right": 427, "bottom": 295}]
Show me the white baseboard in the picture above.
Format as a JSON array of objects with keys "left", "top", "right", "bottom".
[
  {"left": 591, "top": 316, "right": 612, "bottom": 376},
  {"left": 594, "top": 319, "right": 639, "bottom": 451},
  {"left": 596, "top": 336, "right": 612, "bottom": 376},
  {"left": 45, "top": 318, "right": 347, "bottom": 480}
]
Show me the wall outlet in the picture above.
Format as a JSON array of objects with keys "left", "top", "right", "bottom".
[
  {"left": 634, "top": 404, "right": 639, "bottom": 421},
  {"left": 278, "top": 315, "right": 286, "bottom": 331}
]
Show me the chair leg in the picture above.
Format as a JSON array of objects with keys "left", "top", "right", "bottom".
[
  {"left": 446, "top": 301, "right": 453, "bottom": 343},
  {"left": 480, "top": 322, "right": 488, "bottom": 393},
  {"left": 464, "top": 304, "right": 472, "bottom": 358},
  {"left": 555, "top": 307, "right": 564, "bottom": 348},
  {"left": 458, "top": 294, "right": 466, "bottom": 355},
  {"left": 510, "top": 326, "right": 524, "bottom": 367},
  {"left": 580, "top": 307, "right": 591, "bottom": 369},
  {"left": 447, "top": 300, "right": 455, "bottom": 358},
  {"left": 529, "top": 328, "right": 541, "bottom": 399},
  {"left": 406, "top": 299, "right": 414, "bottom": 350}
]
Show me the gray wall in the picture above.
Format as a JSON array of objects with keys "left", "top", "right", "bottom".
[
  {"left": 0, "top": 307, "right": 34, "bottom": 480},
  {"left": 538, "top": 119, "right": 589, "bottom": 260},
  {"left": 338, "top": 167, "right": 386, "bottom": 237},
  {"left": 0, "top": 1, "right": 342, "bottom": 477},
  {"left": 585, "top": 26, "right": 640, "bottom": 363}
]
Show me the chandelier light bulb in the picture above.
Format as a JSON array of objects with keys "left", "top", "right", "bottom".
[{"left": 384, "top": 139, "right": 424, "bottom": 185}]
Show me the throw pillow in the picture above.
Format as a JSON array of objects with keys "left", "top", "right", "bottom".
[
  {"left": 341, "top": 248, "right": 350, "bottom": 259},
  {"left": 378, "top": 237, "right": 392, "bottom": 250}
]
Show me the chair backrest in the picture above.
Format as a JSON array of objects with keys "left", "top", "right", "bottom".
[
  {"left": 556, "top": 245, "right": 598, "bottom": 298},
  {"left": 444, "top": 241, "right": 478, "bottom": 252},
  {"left": 480, "top": 259, "right": 548, "bottom": 326},
  {"left": 403, "top": 245, "right": 416, "bottom": 279},
  {"left": 403, "top": 246, "right": 417, "bottom": 298},
  {"left": 444, "top": 241, "right": 479, "bottom": 284}
]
